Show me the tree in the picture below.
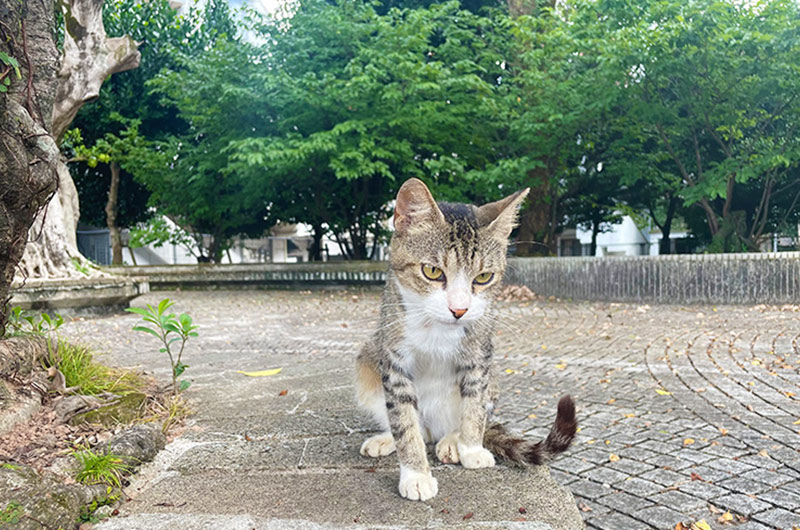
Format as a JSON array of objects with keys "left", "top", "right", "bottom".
[
  {"left": 600, "top": 0, "right": 800, "bottom": 251},
  {"left": 16, "top": 0, "right": 140, "bottom": 279},
  {"left": 69, "top": 0, "right": 190, "bottom": 247},
  {"left": 230, "top": 0, "right": 504, "bottom": 259},
  {"left": 0, "top": 0, "right": 61, "bottom": 332}
]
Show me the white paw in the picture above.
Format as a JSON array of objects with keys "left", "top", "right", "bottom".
[
  {"left": 457, "top": 443, "right": 496, "bottom": 469},
  {"left": 360, "top": 433, "right": 396, "bottom": 457},
  {"left": 398, "top": 466, "right": 438, "bottom": 501},
  {"left": 435, "top": 433, "right": 460, "bottom": 464}
]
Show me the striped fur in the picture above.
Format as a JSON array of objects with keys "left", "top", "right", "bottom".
[{"left": 483, "top": 396, "right": 577, "bottom": 466}]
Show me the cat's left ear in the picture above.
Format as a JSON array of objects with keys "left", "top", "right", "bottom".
[{"left": 478, "top": 188, "right": 530, "bottom": 239}]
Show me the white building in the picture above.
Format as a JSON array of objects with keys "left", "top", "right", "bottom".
[{"left": 556, "top": 216, "right": 688, "bottom": 257}]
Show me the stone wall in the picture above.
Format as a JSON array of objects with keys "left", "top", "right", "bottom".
[{"left": 506, "top": 253, "right": 800, "bottom": 305}]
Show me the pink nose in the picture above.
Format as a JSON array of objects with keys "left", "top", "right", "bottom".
[{"left": 450, "top": 308, "right": 467, "bottom": 319}]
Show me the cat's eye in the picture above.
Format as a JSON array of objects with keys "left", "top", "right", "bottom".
[
  {"left": 421, "top": 264, "right": 444, "bottom": 281},
  {"left": 474, "top": 272, "right": 494, "bottom": 285}
]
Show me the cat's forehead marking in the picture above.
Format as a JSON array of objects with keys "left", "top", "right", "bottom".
[{"left": 436, "top": 202, "right": 481, "bottom": 269}]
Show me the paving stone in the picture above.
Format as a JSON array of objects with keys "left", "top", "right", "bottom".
[
  {"left": 616, "top": 478, "right": 662, "bottom": 497},
  {"left": 607, "top": 459, "right": 656, "bottom": 476},
  {"left": 752, "top": 507, "right": 800, "bottom": 528},
  {"left": 677, "top": 480, "right": 730, "bottom": 501},
  {"left": 740, "top": 467, "right": 796, "bottom": 487},
  {"left": 550, "top": 456, "right": 596, "bottom": 474},
  {"left": 644, "top": 454, "right": 695, "bottom": 471},
  {"left": 585, "top": 512, "right": 648, "bottom": 530},
  {"left": 757, "top": 488, "right": 800, "bottom": 511},
  {"left": 640, "top": 468, "right": 685, "bottom": 487},
  {"left": 716, "top": 477, "right": 773, "bottom": 495},
  {"left": 570, "top": 479, "right": 612, "bottom": 501},
  {"left": 714, "top": 493, "right": 772, "bottom": 516},
  {"left": 583, "top": 467, "right": 630, "bottom": 486},
  {"left": 595, "top": 491, "right": 653, "bottom": 515},
  {"left": 633, "top": 506, "right": 685, "bottom": 529},
  {"left": 651, "top": 490, "right": 707, "bottom": 512}
]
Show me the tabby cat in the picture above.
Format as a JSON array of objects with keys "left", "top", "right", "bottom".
[{"left": 355, "top": 178, "right": 577, "bottom": 501}]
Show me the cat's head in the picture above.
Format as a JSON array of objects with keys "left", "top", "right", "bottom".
[{"left": 390, "top": 178, "right": 529, "bottom": 326}]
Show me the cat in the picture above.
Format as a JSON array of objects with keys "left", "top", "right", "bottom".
[{"left": 355, "top": 178, "right": 577, "bottom": 501}]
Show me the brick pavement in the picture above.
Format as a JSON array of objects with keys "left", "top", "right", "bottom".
[{"left": 61, "top": 291, "right": 800, "bottom": 529}]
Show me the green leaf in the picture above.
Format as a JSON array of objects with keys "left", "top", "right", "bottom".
[
  {"left": 158, "top": 298, "right": 173, "bottom": 314},
  {"left": 179, "top": 380, "right": 191, "bottom": 392},
  {"left": 132, "top": 325, "right": 160, "bottom": 338}
]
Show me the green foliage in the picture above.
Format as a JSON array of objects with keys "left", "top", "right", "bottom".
[
  {"left": 45, "top": 340, "right": 144, "bottom": 396},
  {"left": 0, "top": 501, "right": 23, "bottom": 525},
  {"left": 72, "top": 447, "right": 129, "bottom": 488},
  {"left": 0, "top": 50, "right": 21, "bottom": 93},
  {"left": 126, "top": 299, "right": 197, "bottom": 396},
  {"left": 3, "top": 307, "right": 64, "bottom": 336}
]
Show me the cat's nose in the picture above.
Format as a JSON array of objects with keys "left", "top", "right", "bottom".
[{"left": 450, "top": 308, "right": 468, "bottom": 319}]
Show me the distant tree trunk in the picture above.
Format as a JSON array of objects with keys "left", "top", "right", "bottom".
[
  {"left": 658, "top": 195, "right": 678, "bottom": 255},
  {"left": 105, "top": 161, "right": 122, "bottom": 264},
  {"left": 16, "top": 0, "right": 140, "bottom": 280},
  {"left": 0, "top": 0, "right": 61, "bottom": 334},
  {"left": 590, "top": 217, "right": 601, "bottom": 256},
  {"left": 310, "top": 224, "right": 324, "bottom": 261},
  {"left": 516, "top": 169, "right": 555, "bottom": 256}
]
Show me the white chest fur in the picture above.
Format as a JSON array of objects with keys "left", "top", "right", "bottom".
[{"left": 397, "top": 317, "right": 464, "bottom": 442}]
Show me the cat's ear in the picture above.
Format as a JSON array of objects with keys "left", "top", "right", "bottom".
[
  {"left": 394, "top": 178, "right": 444, "bottom": 233},
  {"left": 478, "top": 188, "right": 530, "bottom": 239}
]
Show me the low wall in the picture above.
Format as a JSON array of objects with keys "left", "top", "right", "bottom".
[
  {"left": 109, "top": 262, "right": 388, "bottom": 290},
  {"left": 506, "top": 253, "right": 800, "bottom": 305},
  {"left": 10, "top": 276, "right": 150, "bottom": 314}
]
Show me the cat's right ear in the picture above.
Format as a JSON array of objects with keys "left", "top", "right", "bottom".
[{"left": 394, "top": 178, "right": 444, "bottom": 233}]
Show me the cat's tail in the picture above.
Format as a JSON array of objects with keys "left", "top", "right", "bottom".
[{"left": 483, "top": 395, "right": 577, "bottom": 466}]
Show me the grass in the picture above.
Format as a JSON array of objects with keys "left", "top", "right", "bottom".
[
  {"left": 44, "top": 340, "right": 145, "bottom": 396},
  {"left": 143, "top": 393, "right": 193, "bottom": 435},
  {"left": 71, "top": 447, "right": 129, "bottom": 488}
]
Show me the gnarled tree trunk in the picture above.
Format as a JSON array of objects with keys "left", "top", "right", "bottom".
[
  {"left": 16, "top": 0, "right": 139, "bottom": 281},
  {"left": 0, "top": 0, "right": 61, "bottom": 334},
  {"left": 106, "top": 161, "right": 122, "bottom": 265}
]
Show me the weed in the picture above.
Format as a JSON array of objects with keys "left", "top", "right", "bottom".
[
  {"left": 144, "top": 393, "right": 193, "bottom": 434},
  {"left": 4, "top": 306, "right": 63, "bottom": 336},
  {"left": 0, "top": 502, "right": 23, "bottom": 524},
  {"left": 43, "top": 340, "right": 144, "bottom": 396},
  {"left": 71, "top": 447, "right": 129, "bottom": 489},
  {"left": 126, "top": 299, "right": 198, "bottom": 396}
]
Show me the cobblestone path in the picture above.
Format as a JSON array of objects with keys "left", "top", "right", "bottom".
[{"left": 62, "top": 290, "right": 800, "bottom": 529}]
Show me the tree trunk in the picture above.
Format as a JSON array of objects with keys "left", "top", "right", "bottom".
[
  {"left": 16, "top": 0, "right": 140, "bottom": 281},
  {"left": 106, "top": 161, "right": 122, "bottom": 265},
  {"left": 310, "top": 224, "right": 324, "bottom": 261},
  {"left": 0, "top": 0, "right": 61, "bottom": 334},
  {"left": 658, "top": 196, "right": 678, "bottom": 255},
  {"left": 515, "top": 169, "right": 554, "bottom": 256},
  {"left": 590, "top": 217, "right": 600, "bottom": 256}
]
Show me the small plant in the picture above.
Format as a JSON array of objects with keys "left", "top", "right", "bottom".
[
  {"left": 126, "top": 299, "right": 197, "bottom": 396},
  {"left": 44, "top": 340, "right": 144, "bottom": 396},
  {"left": 78, "top": 486, "right": 120, "bottom": 523},
  {"left": 72, "top": 447, "right": 129, "bottom": 489},
  {"left": 4, "top": 306, "right": 63, "bottom": 336},
  {"left": 0, "top": 502, "right": 23, "bottom": 524}
]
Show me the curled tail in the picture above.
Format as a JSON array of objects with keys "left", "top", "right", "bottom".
[{"left": 483, "top": 395, "right": 577, "bottom": 466}]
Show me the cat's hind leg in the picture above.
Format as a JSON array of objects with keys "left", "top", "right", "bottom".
[{"left": 356, "top": 351, "right": 396, "bottom": 457}]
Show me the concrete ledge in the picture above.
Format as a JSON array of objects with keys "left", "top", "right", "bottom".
[
  {"left": 10, "top": 276, "right": 150, "bottom": 314},
  {"left": 107, "top": 262, "right": 388, "bottom": 290}
]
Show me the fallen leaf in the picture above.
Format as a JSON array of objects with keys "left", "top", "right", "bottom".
[
  {"left": 555, "top": 363, "right": 567, "bottom": 370},
  {"left": 505, "top": 369, "right": 516, "bottom": 374},
  {"left": 440, "top": 509, "right": 449, "bottom": 514},
  {"left": 578, "top": 502, "right": 592, "bottom": 512},
  {"left": 758, "top": 449, "right": 769, "bottom": 457},
  {"left": 655, "top": 388, "right": 672, "bottom": 396},
  {"left": 683, "top": 438, "right": 695, "bottom": 446},
  {"left": 784, "top": 391, "right": 796, "bottom": 397},
  {"left": 623, "top": 413, "right": 636, "bottom": 418},
  {"left": 719, "top": 427, "right": 728, "bottom": 435},
  {"left": 237, "top": 368, "right": 282, "bottom": 377},
  {"left": 717, "top": 511, "right": 734, "bottom": 524},
  {"left": 518, "top": 507, "right": 527, "bottom": 514},
  {"left": 691, "top": 520, "right": 712, "bottom": 530},
  {"left": 462, "top": 512, "right": 474, "bottom": 520},
  {"left": 528, "top": 414, "right": 537, "bottom": 419},
  {"left": 607, "top": 398, "right": 616, "bottom": 405},
  {"left": 675, "top": 523, "right": 688, "bottom": 530},
  {"left": 609, "top": 453, "right": 620, "bottom": 462},
  {"left": 278, "top": 389, "right": 288, "bottom": 396},
  {"left": 793, "top": 419, "right": 800, "bottom": 425},
  {"left": 690, "top": 472, "right": 703, "bottom": 481}
]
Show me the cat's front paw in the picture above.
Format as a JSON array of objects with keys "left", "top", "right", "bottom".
[
  {"left": 398, "top": 466, "right": 438, "bottom": 501},
  {"left": 360, "top": 433, "right": 396, "bottom": 457},
  {"left": 457, "top": 443, "right": 496, "bottom": 469},
  {"left": 435, "top": 432, "right": 460, "bottom": 464}
]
